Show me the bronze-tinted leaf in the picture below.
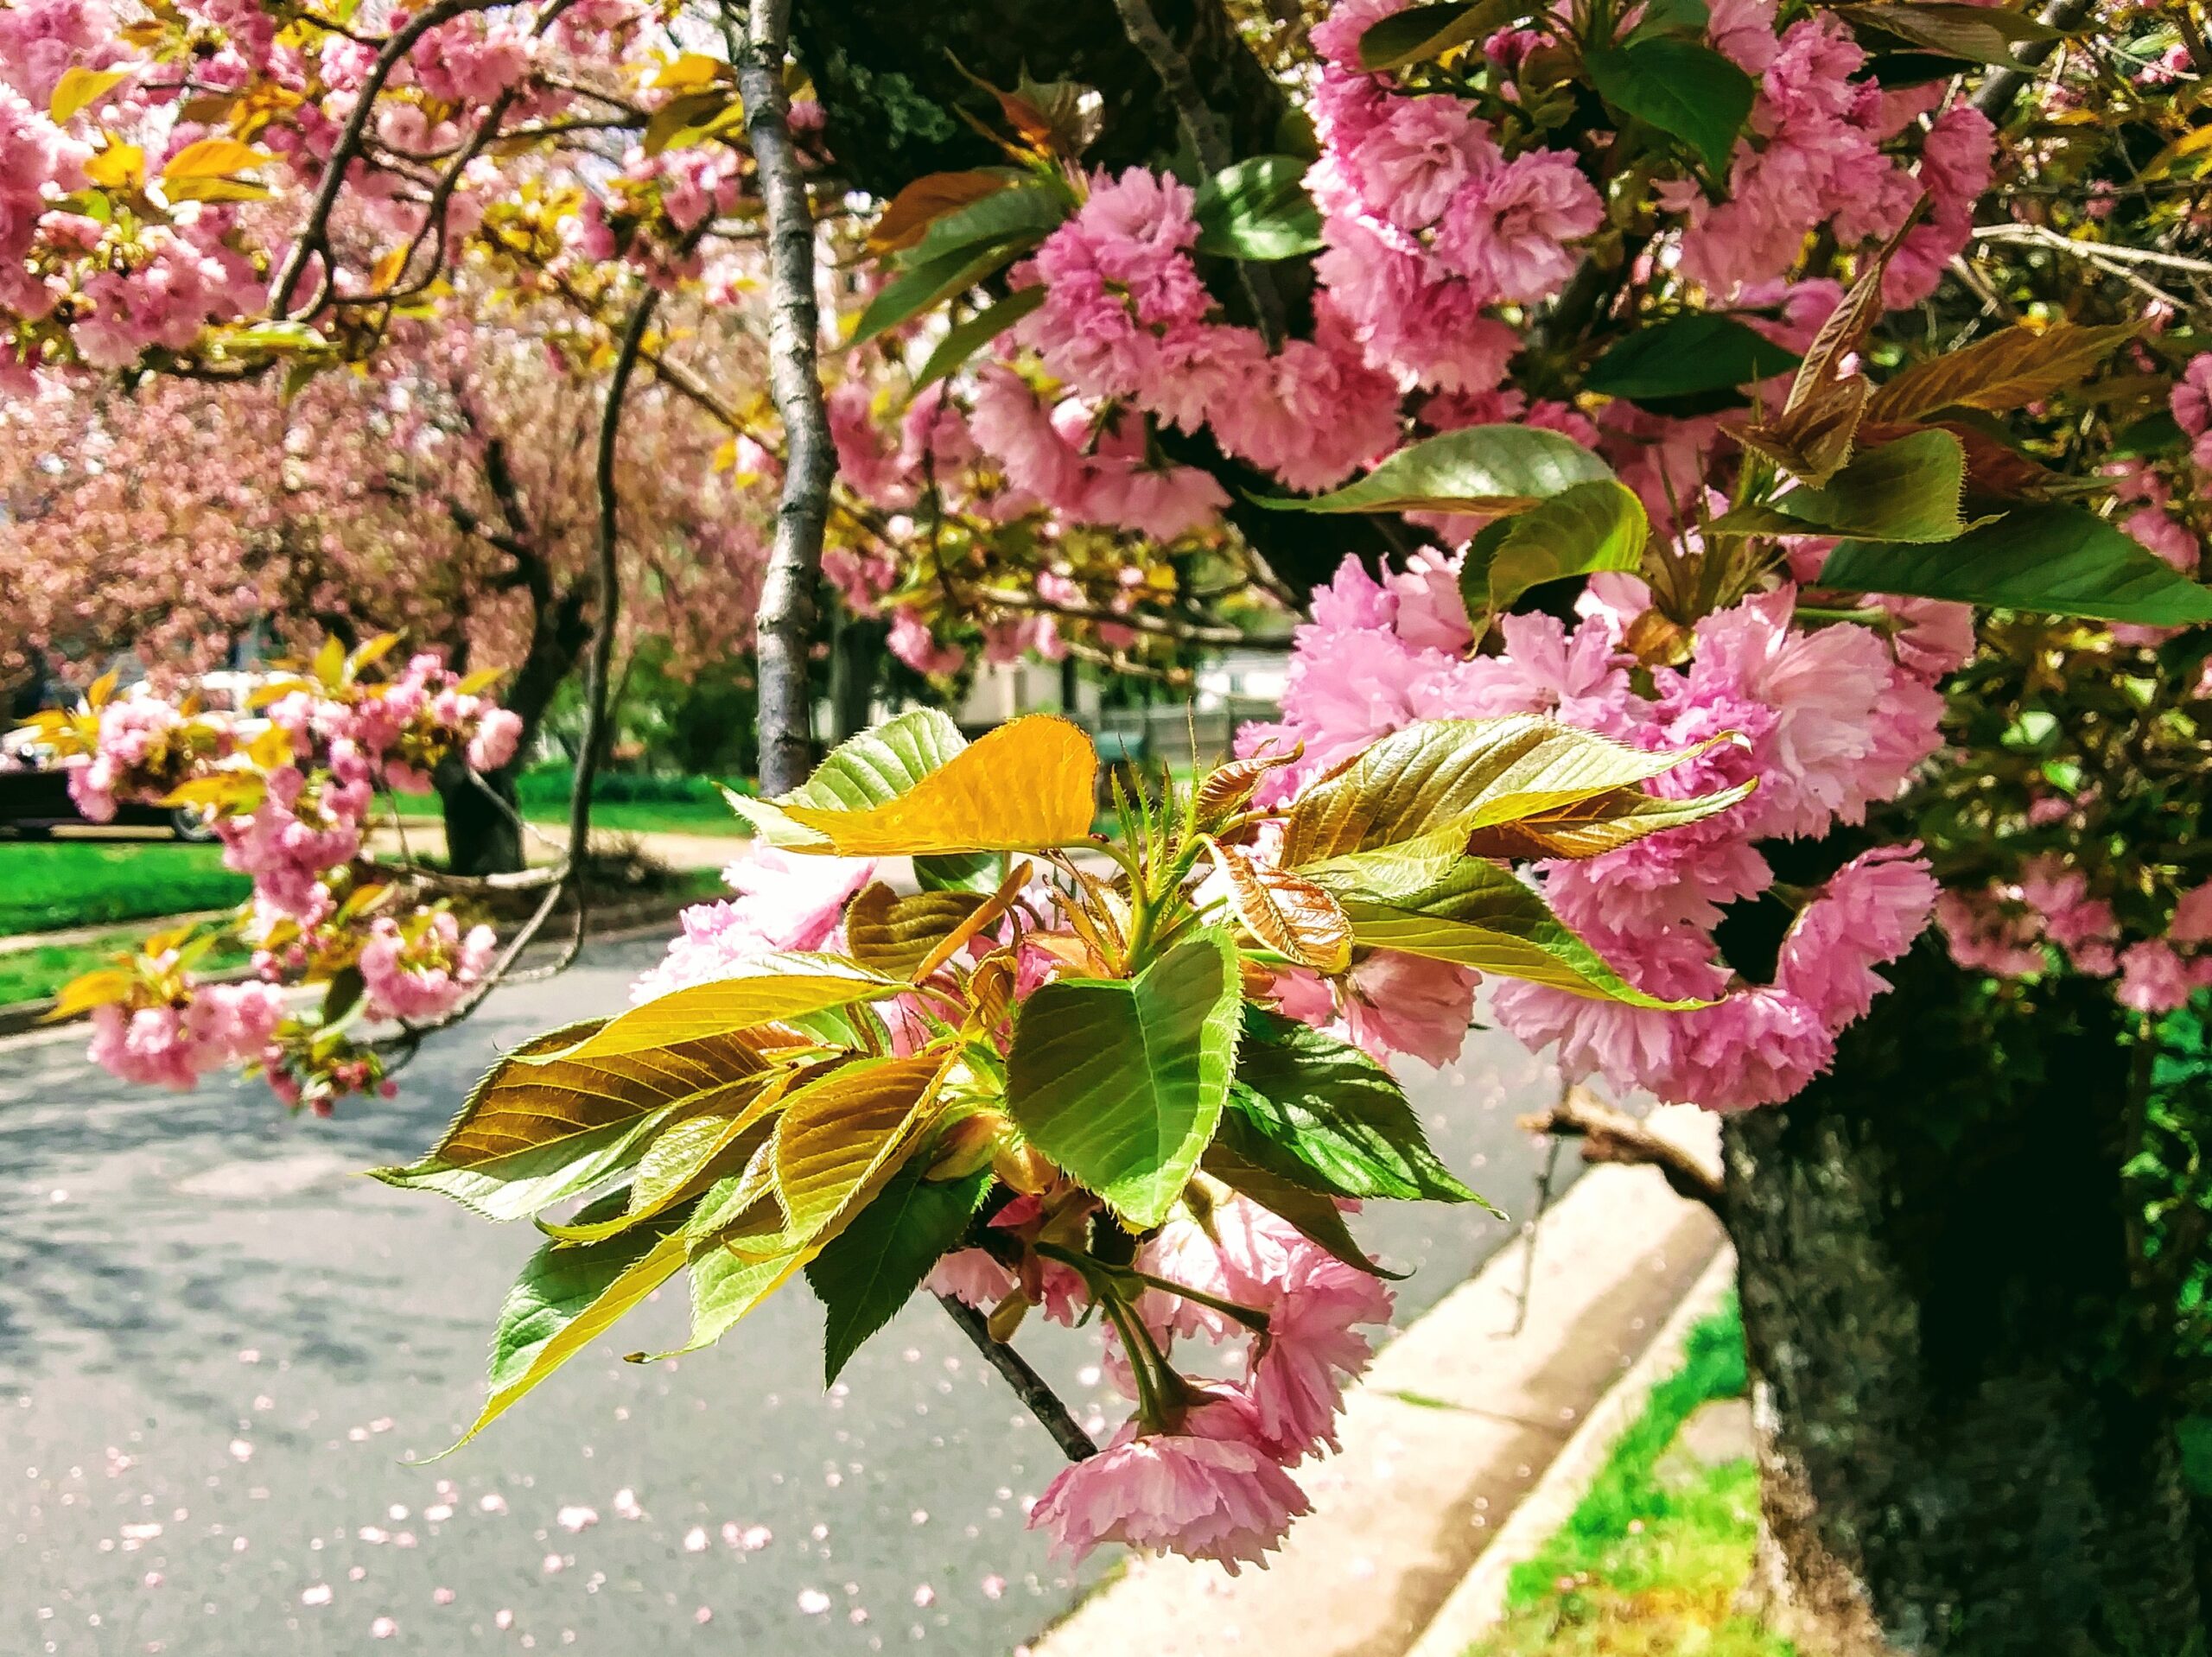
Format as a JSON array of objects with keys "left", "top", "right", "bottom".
[
  {"left": 1206, "top": 841, "right": 1353, "bottom": 973},
  {"left": 1193, "top": 746, "right": 1303, "bottom": 829},
  {"left": 1461, "top": 778, "right": 1756, "bottom": 860},
  {"left": 1864, "top": 322, "right": 2141, "bottom": 425},
  {"left": 844, "top": 883, "right": 988, "bottom": 978},
  {"left": 774, "top": 1051, "right": 954, "bottom": 1248}
]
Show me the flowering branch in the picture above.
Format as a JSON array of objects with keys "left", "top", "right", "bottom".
[
  {"left": 1970, "top": 0, "right": 2097, "bottom": 119},
  {"left": 935, "top": 1294, "right": 1099, "bottom": 1464},
  {"left": 740, "top": 0, "right": 835, "bottom": 796}
]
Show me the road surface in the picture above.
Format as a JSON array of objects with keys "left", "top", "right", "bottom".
[{"left": 0, "top": 936, "right": 1567, "bottom": 1657}]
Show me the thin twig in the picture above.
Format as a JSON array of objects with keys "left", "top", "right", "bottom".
[
  {"left": 936, "top": 1294, "right": 1098, "bottom": 1463},
  {"left": 1516, "top": 1085, "right": 1726, "bottom": 1215},
  {"left": 740, "top": 0, "right": 835, "bottom": 797},
  {"left": 271, "top": 0, "right": 499, "bottom": 317}
]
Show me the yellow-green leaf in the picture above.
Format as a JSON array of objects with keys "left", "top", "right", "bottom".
[
  {"left": 1460, "top": 778, "right": 1756, "bottom": 861},
  {"left": 1206, "top": 841, "right": 1352, "bottom": 973},
  {"left": 50, "top": 67, "right": 130, "bottom": 124},
  {"left": 1335, "top": 859, "right": 1707, "bottom": 1007},
  {"left": 546, "top": 955, "right": 902, "bottom": 1061},
  {"left": 843, "top": 883, "right": 988, "bottom": 977},
  {"left": 161, "top": 136, "right": 273, "bottom": 180},
  {"left": 439, "top": 1222, "right": 688, "bottom": 1453},
  {"left": 770, "top": 714, "right": 1097, "bottom": 856},
  {"left": 371, "top": 1023, "right": 777, "bottom": 1220},
  {"left": 1282, "top": 715, "right": 1739, "bottom": 869},
  {"left": 1863, "top": 321, "right": 2142, "bottom": 424},
  {"left": 774, "top": 1052, "right": 953, "bottom": 1248}
]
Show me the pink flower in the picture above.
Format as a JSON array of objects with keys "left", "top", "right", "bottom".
[
  {"left": 1777, "top": 846, "right": 1936, "bottom": 1029},
  {"left": 1340, "top": 949, "right": 1480, "bottom": 1069},
  {"left": 631, "top": 849, "right": 876, "bottom": 1002},
  {"left": 887, "top": 608, "right": 967, "bottom": 677},
  {"left": 2116, "top": 940, "right": 2195, "bottom": 1014},
  {"left": 1706, "top": 0, "right": 1781, "bottom": 73},
  {"left": 1433, "top": 150, "right": 1600, "bottom": 302},
  {"left": 1935, "top": 888, "right": 2047, "bottom": 979},
  {"left": 922, "top": 1248, "right": 1015, "bottom": 1309},
  {"left": 1343, "top": 95, "right": 1499, "bottom": 230},
  {"left": 1026, "top": 1427, "right": 1311, "bottom": 1572},
  {"left": 466, "top": 707, "right": 523, "bottom": 772},
  {"left": 2169, "top": 882, "right": 2212, "bottom": 946}
]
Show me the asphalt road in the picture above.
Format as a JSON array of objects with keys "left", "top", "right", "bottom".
[{"left": 0, "top": 937, "right": 1568, "bottom": 1657}]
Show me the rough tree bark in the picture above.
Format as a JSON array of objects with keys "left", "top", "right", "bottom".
[
  {"left": 1720, "top": 945, "right": 2203, "bottom": 1655},
  {"left": 741, "top": 0, "right": 835, "bottom": 797}
]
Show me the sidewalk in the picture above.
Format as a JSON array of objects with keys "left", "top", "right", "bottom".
[{"left": 1033, "top": 1108, "right": 1726, "bottom": 1657}]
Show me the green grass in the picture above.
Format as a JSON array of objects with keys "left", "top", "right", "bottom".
[
  {"left": 391, "top": 768, "right": 752, "bottom": 838},
  {"left": 0, "top": 931, "right": 253, "bottom": 1007},
  {"left": 1467, "top": 1299, "right": 1794, "bottom": 1657},
  {"left": 0, "top": 841, "right": 251, "bottom": 936}
]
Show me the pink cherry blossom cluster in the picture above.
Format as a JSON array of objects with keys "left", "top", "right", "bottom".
[
  {"left": 1239, "top": 556, "right": 1961, "bottom": 1109},
  {"left": 86, "top": 974, "right": 285, "bottom": 1092},
  {"left": 1306, "top": 0, "right": 1600, "bottom": 390},
  {"left": 932, "top": 1191, "right": 1390, "bottom": 1571},
  {"left": 2174, "top": 353, "right": 2212, "bottom": 477},
  {"left": 36, "top": 645, "right": 524, "bottom": 1103},
  {"left": 358, "top": 908, "right": 499, "bottom": 1024},
  {"left": 1938, "top": 865, "right": 2212, "bottom": 1015},
  {"left": 1674, "top": 2, "right": 1994, "bottom": 308},
  {"left": 997, "top": 168, "right": 1400, "bottom": 496}
]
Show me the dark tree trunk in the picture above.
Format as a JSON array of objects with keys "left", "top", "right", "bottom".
[
  {"left": 1719, "top": 946, "right": 2203, "bottom": 1655},
  {"left": 435, "top": 577, "right": 592, "bottom": 878},
  {"left": 433, "top": 755, "right": 523, "bottom": 878},
  {"left": 827, "top": 607, "right": 883, "bottom": 741}
]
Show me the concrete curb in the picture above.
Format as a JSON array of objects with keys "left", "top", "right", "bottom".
[
  {"left": 1400, "top": 1243, "right": 1738, "bottom": 1656},
  {"left": 1032, "top": 1110, "right": 1726, "bottom": 1657}
]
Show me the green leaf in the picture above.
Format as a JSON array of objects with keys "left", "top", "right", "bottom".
[
  {"left": 537, "top": 1104, "right": 778, "bottom": 1245},
  {"left": 1357, "top": 0, "right": 1522, "bottom": 71},
  {"left": 443, "top": 1217, "right": 688, "bottom": 1452},
  {"left": 1624, "top": 0, "right": 1710, "bottom": 41},
  {"left": 912, "top": 286, "right": 1047, "bottom": 390},
  {"left": 1192, "top": 156, "right": 1325, "bottom": 261},
  {"left": 1201, "top": 1140, "right": 1402, "bottom": 1277},
  {"left": 673, "top": 1230, "right": 813, "bottom": 1356},
  {"left": 1460, "top": 479, "right": 1649, "bottom": 614},
  {"left": 805, "top": 1160, "right": 992, "bottom": 1382},
  {"left": 1819, "top": 503, "right": 2212, "bottom": 625},
  {"left": 1834, "top": 2, "right": 2061, "bottom": 64},
  {"left": 1282, "top": 714, "right": 1738, "bottom": 868},
  {"left": 850, "top": 239, "right": 1033, "bottom": 352},
  {"left": 370, "top": 1024, "right": 778, "bottom": 1221},
  {"left": 1583, "top": 314, "right": 1802, "bottom": 401},
  {"left": 913, "top": 850, "right": 1002, "bottom": 893},
  {"left": 1772, "top": 429, "right": 1969, "bottom": 543},
  {"left": 1584, "top": 39, "right": 1754, "bottom": 175},
  {"left": 2181, "top": 1415, "right": 2212, "bottom": 1498},
  {"left": 1333, "top": 858, "right": 1709, "bottom": 1007},
  {"left": 1229, "top": 1007, "right": 1484, "bottom": 1205},
  {"left": 899, "top": 183, "right": 1066, "bottom": 269},
  {"left": 1007, "top": 930, "right": 1243, "bottom": 1228},
  {"left": 1251, "top": 425, "right": 1615, "bottom": 515}
]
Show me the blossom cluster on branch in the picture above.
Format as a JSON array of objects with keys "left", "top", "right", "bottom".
[{"left": 22, "top": 638, "right": 518, "bottom": 1108}]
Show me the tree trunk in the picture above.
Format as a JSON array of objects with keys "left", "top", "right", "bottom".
[
  {"left": 434, "top": 579, "right": 592, "bottom": 878},
  {"left": 433, "top": 755, "right": 524, "bottom": 878},
  {"left": 827, "top": 607, "right": 883, "bottom": 740},
  {"left": 1719, "top": 946, "right": 2203, "bottom": 1655}
]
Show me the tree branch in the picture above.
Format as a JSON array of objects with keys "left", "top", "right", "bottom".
[
  {"left": 740, "top": 0, "right": 836, "bottom": 797},
  {"left": 1970, "top": 0, "right": 2095, "bottom": 119},
  {"left": 935, "top": 1294, "right": 1098, "bottom": 1464},
  {"left": 1518, "top": 1086, "right": 1726, "bottom": 1215}
]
